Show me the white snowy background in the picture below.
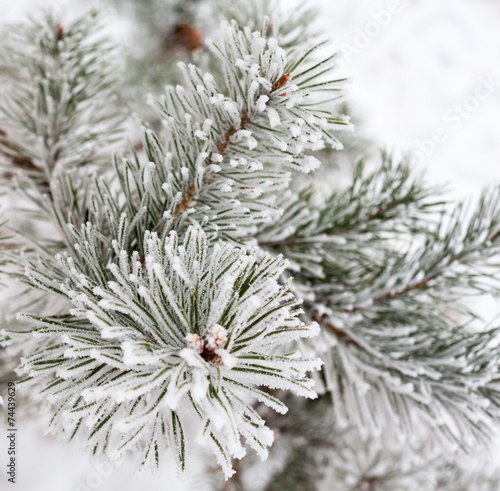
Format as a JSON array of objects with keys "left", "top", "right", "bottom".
[{"left": 2, "top": 0, "right": 500, "bottom": 489}]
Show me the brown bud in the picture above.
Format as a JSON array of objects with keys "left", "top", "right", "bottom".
[
  {"left": 272, "top": 73, "right": 291, "bottom": 93},
  {"left": 169, "top": 22, "right": 204, "bottom": 53},
  {"left": 201, "top": 347, "right": 224, "bottom": 366},
  {"left": 57, "top": 25, "right": 64, "bottom": 41}
]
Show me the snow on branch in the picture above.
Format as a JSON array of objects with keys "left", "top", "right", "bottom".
[
  {"left": 0, "top": 10, "right": 123, "bottom": 180},
  {"left": 116, "top": 20, "right": 349, "bottom": 239},
  {"left": 305, "top": 185, "right": 500, "bottom": 447},
  {"left": 5, "top": 226, "right": 321, "bottom": 477}
]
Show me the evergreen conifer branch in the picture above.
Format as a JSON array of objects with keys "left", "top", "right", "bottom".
[
  {"left": 81, "top": 19, "right": 349, "bottom": 258},
  {"left": 0, "top": 10, "right": 123, "bottom": 181},
  {"left": 4, "top": 226, "right": 321, "bottom": 477},
  {"left": 304, "top": 187, "right": 500, "bottom": 447},
  {"left": 1, "top": 0, "right": 500, "bottom": 487},
  {"left": 0, "top": 8, "right": 125, "bottom": 427},
  {"left": 258, "top": 154, "right": 500, "bottom": 448}
]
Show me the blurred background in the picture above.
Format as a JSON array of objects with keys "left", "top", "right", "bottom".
[{"left": 2, "top": 0, "right": 500, "bottom": 489}]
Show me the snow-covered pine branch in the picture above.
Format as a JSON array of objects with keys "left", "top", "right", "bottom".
[
  {"left": 4, "top": 226, "right": 320, "bottom": 477},
  {"left": 0, "top": 19, "right": 341, "bottom": 475},
  {"left": 260, "top": 158, "right": 500, "bottom": 448},
  {"left": 104, "top": 20, "right": 348, "bottom": 243},
  {"left": 0, "top": 10, "right": 123, "bottom": 280},
  {"left": 223, "top": 392, "right": 500, "bottom": 491},
  {"left": 0, "top": 10, "right": 125, "bottom": 414},
  {"left": 3, "top": 0, "right": 500, "bottom": 488},
  {"left": 0, "top": 10, "right": 123, "bottom": 182}
]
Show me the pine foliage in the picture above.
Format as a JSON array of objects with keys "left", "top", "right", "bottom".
[
  {"left": 1, "top": 0, "right": 500, "bottom": 488},
  {"left": 0, "top": 10, "right": 122, "bottom": 178},
  {"left": 6, "top": 226, "right": 319, "bottom": 476}
]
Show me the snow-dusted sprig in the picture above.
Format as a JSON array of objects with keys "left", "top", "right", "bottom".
[
  {"left": 82, "top": 19, "right": 347, "bottom": 255},
  {"left": 436, "top": 459, "right": 500, "bottom": 491},
  {"left": 129, "top": 20, "right": 348, "bottom": 238},
  {"left": 7, "top": 226, "right": 321, "bottom": 477},
  {"left": 0, "top": 9, "right": 123, "bottom": 281},
  {"left": 257, "top": 156, "right": 500, "bottom": 448},
  {"left": 211, "top": 391, "right": 499, "bottom": 491},
  {"left": 0, "top": 10, "right": 125, "bottom": 413},
  {"left": 0, "top": 10, "right": 123, "bottom": 181},
  {"left": 304, "top": 186, "right": 500, "bottom": 447},
  {"left": 209, "top": 394, "right": 435, "bottom": 491}
]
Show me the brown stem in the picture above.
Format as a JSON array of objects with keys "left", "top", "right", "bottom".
[
  {"left": 359, "top": 477, "right": 378, "bottom": 491},
  {"left": 0, "top": 242, "right": 20, "bottom": 250},
  {"left": 56, "top": 24, "right": 65, "bottom": 41},
  {"left": 0, "top": 130, "right": 39, "bottom": 173},
  {"left": 312, "top": 311, "right": 360, "bottom": 348},
  {"left": 157, "top": 111, "right": 254, "bottom": 239},
  {"left": 373, "top": 276, "right": 434, "bottom": 303},
  {"left": 271, "top": 73, "right": 291, "bottom": 93},
  {"left": 158, "top": 22, "right": 204, "bottom": 61},
  {"left": 366, "top": 197, "right": 405, "bottom": 222},
  {"left": 161, "top": 71, "right": 292, "bottom": 234},
  {"left": 371, "top": 235, "right": 494, "bottom": 303},
  {"left": 172, "top": 112, "right": 250, "bottom": 218}
]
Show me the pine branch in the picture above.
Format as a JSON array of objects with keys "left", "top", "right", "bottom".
[
  {"left": 4, "top": 1, "right": 500, "bottom": 487},
  {"left": 81, "top": 20, "right": 348, "bottom": 262},
  {"left": 0, "top": 10, "right": 123, "bottom": 180},
  {"left": 259, "top": 152, "right": 500, "bottom": 446},
  {"left": 170, "top": 110, "right": 251, "bottom": 218},
  {"left": 171, "top": 74, "right": 291, "bottom": 220},
  {"left": 4, "top": 226, "right": 321, "bottom": 477}
]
